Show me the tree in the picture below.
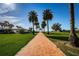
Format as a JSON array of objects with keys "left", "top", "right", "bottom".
[
  {"left": 4, "top": 21, "right": 10, "bottom": 33},
  {"left": 28, "top": 10, "right": 38, "bottom": 35},
  {"left": 16, "top": 26, "right": 22, "bottom": 30},
  {"left": 0, "top": 22, "right": 4, "bottom": 30},
  {"left": 9, "top": 24, "right": 14, "bottom": 29},
  {"left": 75, "top": 27, "right": 78, "bottom": 31},
  {"left": 0, "top": 21, "right": 14, "bottom": 33},
  {"left": 19, "top": 29, "right": 25, "bottom": 34},
  {"left": 34, "top": 21, "right": 39, "bottom": 32},
  {"left": 36, "top": 25, "right": 40, "bottom": 32},
  {"left": 28, "top": 27, "right": 32, "bottom": 32},
  {"left": 4, "top": 21, "right": 9, "bottom": 29},
  {"left": 16, "top": 26, "right": 25, "bottom": 33},
  {"left": 41, "top": 21, "right": 46, "bottom": 32},
  {"left": 51, "top": 23, "right": 61, "bottom": 32},
  {"left": 43, "top": 9, "right": 53, "bottom": 34},
  {"left": 8, "top": 24, "right": 14, "bottom": 33},
  {"left": 69, "top": 3, "right": 79, "bottom": 47}
]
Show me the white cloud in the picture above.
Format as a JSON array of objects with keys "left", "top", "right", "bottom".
[
  {"left": 0, "top": 15, "right": 34, "bottom": 29},
  {"left": 0, "top": 3, "right": 15, "bottom": 14},
  {"left": 0, "top": 15, "right": 24, "bottom": 28},
  {"left": 0, "top": 16, "right": 19, "bottom": 23},
  {"left": 0, "top": 4, "right": 30, "bottom": 29}
]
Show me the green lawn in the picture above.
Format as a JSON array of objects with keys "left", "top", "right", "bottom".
[
  {"left": 0, "top": 32, "right": 79, "bottom": 56},
  {"left": 46, "top": 32, "right": 79, "bottom": 56},
  {"left": 0, "top": 33, "right": 34, "bottom": 56}
]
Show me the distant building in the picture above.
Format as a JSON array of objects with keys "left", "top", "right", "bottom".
[
  {"left": 12, "top": 29, "right": 28, "bottom": 33},
  {"left": 0, "top": 28, "right": 28, "bottom": 34}
]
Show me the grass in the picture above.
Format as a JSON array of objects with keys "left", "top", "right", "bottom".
[
  {"left": 45, "top": 32, "right": 79, "bottom": 56},
  {"left": 46, "top": 32, "right": 69, "bottom": 41},
  {"left": 0, "top": 33, "right": 34, "bottom": 56},
  {"left": 0, "top": 32, "right": 79, "bottom": 56}
]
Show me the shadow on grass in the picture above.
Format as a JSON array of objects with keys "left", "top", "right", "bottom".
[
  {"left": 47, "top": 35, "right": 69, "bottom": 41},
  {"left": 49, "top": 32, "right": 69, "bottom": 35}
]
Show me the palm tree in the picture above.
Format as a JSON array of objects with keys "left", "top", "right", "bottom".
[
  {"left": 28, "top": 10, "right": 38, "bottom": 35},
  {"left": 36, "top": 25, "right": 40, "bottom": 32},
  {"left": 34, "top": 21, "right": 39, "bottom": 32},
  {"left": 43, "top": 9, "right": 53, "bottom": 34},
  {"left": 41, "top": 21, "right": 46, "bottom": 32},
  {"left": 69, "top": 3, "right": 79, "bottom": 47}
]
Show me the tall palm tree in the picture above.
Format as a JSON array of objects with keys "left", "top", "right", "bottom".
[
  {"left": 69, "top": 3, "right": 79, "bottom": 47},
  {"left": 41, "top": 21, "right": 46, "bottom": 32},
  {"left": 28, "top": 10, "right": 38, "bottom": 35},
  {"left": 43, "top": 9, "right": 53, "bottom": 34}
]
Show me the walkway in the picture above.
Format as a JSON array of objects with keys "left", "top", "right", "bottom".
[{"left": 16, "top": 32, "right": 65, "bottom": 56}]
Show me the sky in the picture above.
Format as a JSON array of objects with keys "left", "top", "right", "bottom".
[{"left": 0, "top": 3, "right": 79, "bottom": 31}]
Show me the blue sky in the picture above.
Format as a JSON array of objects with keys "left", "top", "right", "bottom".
[{"left": 0, "top": 3, "right": 79, "bottom": 31}]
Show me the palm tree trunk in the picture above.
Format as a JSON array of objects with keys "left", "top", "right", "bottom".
[
  {"left": 33, "top": 23, "right": 34, "bottom": 35},
  {"left": 47, "top": 20, "right": 49, "bottom": 34},
  {"left": 69, "top": 3, "right": 79, "bottom": 47}
]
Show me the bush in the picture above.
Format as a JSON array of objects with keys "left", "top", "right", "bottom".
[
  {"left": 19, "top": 29, "right": 25, "bottom": 34},
  {"left": 0, "top": 29, "right": 15, "bottom": 34}
]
